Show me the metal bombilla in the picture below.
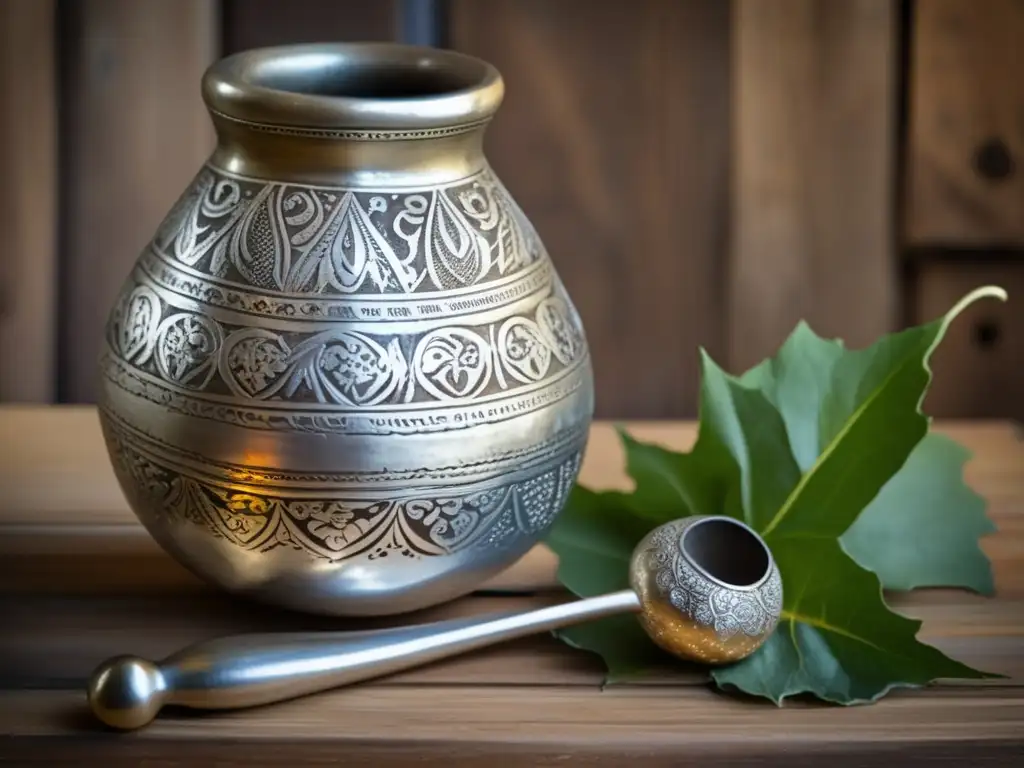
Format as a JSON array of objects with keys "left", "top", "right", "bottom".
[{"left": 88, "top": 515, "right": 782, "bottom": 730}]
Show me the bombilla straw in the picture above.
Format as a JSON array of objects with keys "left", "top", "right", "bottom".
[{"left": 88, "top": 589, "right": 642, "bottom": 730}]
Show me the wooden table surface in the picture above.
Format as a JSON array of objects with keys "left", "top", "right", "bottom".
[{"left": 1, "top": 407, "right": 1023, "bottom": 765}]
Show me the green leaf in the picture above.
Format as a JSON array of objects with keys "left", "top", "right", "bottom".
[
  {"left": 546, "top": 486, "right": 673, "bottom": 681},
  {"left": 736, "top": 297, "right": 999, "bottom": 595},
  {"left": 713, "top": 539, "right": 990, "bottom": 704},
  {"left": 545, "top": 286, "right": 1006, "bottom": 704},
  {"left": 841, "top": 433, "right": 996, "bottom": 594}
]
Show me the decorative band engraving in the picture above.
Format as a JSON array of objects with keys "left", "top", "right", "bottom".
[
  {"left": 209, "top": 110, "right": 492, "bottom": 141},
  {"left": 105, "top": 275, "right": 587, "bottom": 412},
  {"left": 101, "top": 409, "right": 589, "bottom": 486},
  {"left": 101, "top": 346, "right": 590, "bottom": 436},
  {"left": 103, "top": 418, "right": 582, "bottom": 562},
  {"left": 136, "top": 246, "right": 553, "bottom": 324},
  {"left": 153, "top": 165, "right": 543, "bottom": 297}
]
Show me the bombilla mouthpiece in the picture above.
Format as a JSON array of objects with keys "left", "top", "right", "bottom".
[{"left": 87, "top": 655, "right": 168, "bottom": 730}]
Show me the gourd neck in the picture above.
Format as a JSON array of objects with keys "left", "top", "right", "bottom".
[{"left": 201, "top": 42, "right": 503, "bottom": 187}]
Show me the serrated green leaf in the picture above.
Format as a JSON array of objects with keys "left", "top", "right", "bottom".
[
  {"left": 545, "top": 286, "right": 1006, "bottom": 704},
  {"left": 737, "top": 301, "right": 999, "bottom": 595},
  {"left": 711, "top": 539, "right": 992, "bottom": 704}
]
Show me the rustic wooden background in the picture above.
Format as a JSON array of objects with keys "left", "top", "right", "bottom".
[{"left": 1, "top": 0, "right": 1021, "bottom": 420}]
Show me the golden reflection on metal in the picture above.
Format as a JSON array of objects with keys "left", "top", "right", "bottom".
[
  {"left": 630, "top": 516, "right": 783, "bottom": 665},
  {"left": 96, "top": 41, "right": 595, "bottom": 618}
]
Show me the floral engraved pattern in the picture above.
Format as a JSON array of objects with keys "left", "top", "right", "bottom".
[
  {"left": 155, "top": 313, "right": 221, "bottom": 388},
  {"left": 218, "top": 328, "right": 409, "bottom": 406},
  {"left": 148, "top": 166, "right": 543, "bottom": 295},
  {"left": 313, "top": 334, "right": 408, "bottom": 406},
  {"left": 648, "top": 520, "right": 782, "bottom": 641},
  {"left": 222, "top": 330, "right": 291, "bottom": 397},
  {"left": 103, "top": 421, "right": 581, "bottom": 563}
]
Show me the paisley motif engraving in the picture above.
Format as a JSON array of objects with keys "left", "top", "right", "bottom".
[
  {"left": 498, "top": 318, "right": 551, "bottom": 384},
  {"left": 536, "top": 295, "right": 584, "bottom": 366},
  {"left": 149, "top": 167, "right": 544, "bottom": 296},
  {"left": 457, "top": 176, "right": 534, "bottom": 276},
  {"left": 413, "top": 328, "right": 492, "bottom": 400},
  {"left": 155, "top": 169, "right": 245, "bottom": 268},
  {"left": 648, "top": 520, "right": 783, "bottom": 641},
  {"left": 104, "top": 420, "right": 581, "bottom": 562},
  {"left": 317, "top": 191, "right": 422, "bottom": 294},
  {"left": 109, "top": 285, "right": 161, "bottom": 363},
  {"left": 425, "top": 186, "right": 489, "bottom": 289}
]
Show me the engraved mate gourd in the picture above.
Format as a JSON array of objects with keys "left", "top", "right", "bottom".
[{"left": 97, "top": 43, "right": 594, "bottom": 616}]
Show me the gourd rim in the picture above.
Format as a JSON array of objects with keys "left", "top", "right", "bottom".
[{"left": 202, "top": 42, "right": 504, "bottom": 133}]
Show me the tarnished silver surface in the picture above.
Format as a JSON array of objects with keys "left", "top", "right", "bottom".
[
  {"left": 87, "top": 516, "right": 781, "bottom": 730},
  {"left": 97, "top": 43, "right": 594, "bottom": 616}
]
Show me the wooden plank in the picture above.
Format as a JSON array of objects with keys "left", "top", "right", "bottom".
[
  {"left": 905, "top": 0, "right": 1024, "bottom": 246},
  {"left": 2, "top": 414, "right": 1023, "bottom": 763},
  {"left": 59, "top": 0, "right": 218, "bottom": 403},
  {"left": 728, "top": 0, "right": 898, "bottom": 372},
  {"left": 3, "top": 687, "right": 1024, "bottom": 766},
  {"left": 221, "top": 0, "right": 396, "bottom": 53},
  {"left": 0, "top": 594, "right": 619, "bottom": 691},
  {"left": 913, "top": 261, "right": 1024, "bottom": 421},
  {"left": 1, "top": 589, "right": 1019, "bottom": 692},
  {"left": 450, "top": 0, "right": 731, "bottom": 418},
  {"left": 2, "top": 410, "right": 1022, "bottom": 592},
  {"left": 5, "top": 410, "right": 1021, "bottom": 523},
  {"left": 0, "top": 0, "right": 58, "bottom": 402}
]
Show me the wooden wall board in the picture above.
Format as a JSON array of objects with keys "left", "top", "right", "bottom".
[
  {"left": 913, "top": 260, "right": 1024, "bottom": 422},
  {"left": 905, "top": 0, "right": 1024, "bottom": 246},
  {"left": 221, "top": 0, "right": 397, "bottom": 53},
  {"left": 0, "top": 0, "right": 58, "bottom": 402},
  {"left": 728, "top": 0, "right": 899, "bottom": 372},
  {"left": 58, "top": 0, "right": 219, "bottom": 403},
  {"left": 450, "top": 0, "right": 732, "bottom": 418}
]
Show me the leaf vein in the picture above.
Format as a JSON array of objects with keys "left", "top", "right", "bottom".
[
  {"left": 781, "top": 610, "right": 885, "bottom": 652},
  {"left": 759, "top": 346, "right": 924, "bottom": 538}
]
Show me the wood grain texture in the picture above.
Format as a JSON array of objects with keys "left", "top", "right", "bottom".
[
  {"left": 729, "top": 0, "right": 898, "bottom": 372},
  {"left": 0, "top": 0, "right": 58, "bottom": 403},
  {"left": 221, "top": 0, "right": 396, "bottom": 53},
  {"left": 59, "top": 0, "right": 218, "bottom": 403},
  {"left": 2, "top": 590, "right": 1019, "bottom": 691},
  {"left": 905, "top": 0, "right": 1024, "bottom": 246},
  {"left": 3, "top": 688, "right": 1024, "bottom": 766},
  {"left": 913, "top": 261, "right": 1024, "bottom": 421},
  {"left": 0, "top": 410, "right": 1022, "bottom": 762},
  {"left": 450, "top": 0, "right": 731, "bottom": 418}
]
